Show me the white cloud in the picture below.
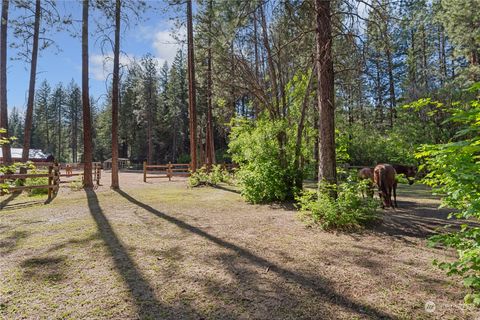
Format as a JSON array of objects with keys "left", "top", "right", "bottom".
[
  {"left": 90, "top": 53, "right": 135, "bottom": 81},
  {"left": 152, "top": 29, "right": 185, "bottom": 65},
  {"left": 138, "top": 21, "right": 186, "bottom": 67},
  {"left": 89, "top": 23, "right": 186, "bottom": 81}
]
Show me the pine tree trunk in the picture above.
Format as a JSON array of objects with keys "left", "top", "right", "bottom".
[
  {"left": 82, "top": 0, "right": 93, "bottom": 187},
  {"left": 253, "top": 8, "right": 260, "bottom": 118},
  {"left": 58, "top": 100, "right": 61, "bottom": 159},
  {"left": 21, "top": 0, "right": 40, "bottom": 168},
  {"left": 294, "top": 67, "right": 315, "bottom": 189},
  {"left": 259, "top": 3, "right": 279, "bottom": 117},
  {"left": 409, "top": 30, "right": 417, "bottom": 97},
  {"left": 111, "top": 0, "right": 120, "bottom": 189},
  {"left": 421, "top": 25, "right": 428, "bottom": 91},
  {"left": 205, "top": 0, "right": 215, "bottom": 168},
  {"left": 315, "top": 0, "right": 336, "bottom": 189},
  {"left": 187, "top": 0, "right": 197, "bottom": 172},
  {"left": 0, "top": 0, "right": 11, "bottom": 165},
  {"left": 386, "top": 46, "right": 395, "bottom": 128},
  {"left": 147, "top": 80, "right": 153, "bottom": 164},
  {"left": 375, "top": 58, "right": 383, "bottom": 124}
]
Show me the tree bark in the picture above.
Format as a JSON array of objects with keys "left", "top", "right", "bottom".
[
  {"left": 0, "top": 0, "right": 11, "bottom": 165},
  {"left": 253, "top": 8, "right": 260, "bottom": 118},
  {"left": 294, "top": 66, "right": 315, "bottom": 189},
  {"left": 187, "top": 0, "right": 197, "bottom": 172},
  {"left": 259, "top": 3, "right": 279, "bottom": 118},
  {"left": 21, "top": 0, "right": 40, "bottom": 168},
  {"left": 82, "top": 0, "right": 93, "bottom": 187},
  {"left": 147, "top": 76, "right": 153, "bottom": 164},
  {"left": 111, "top": 0, "right": 120, "bottom": 189},
  {"left": 386, "top": 45, "right": 395, "bottom": 128},
  {"left": 205, "top": 0, "right": 215, "bottom": 168},
  {"left": 315, "top": 0, "right": 336, "bottom": 189}
]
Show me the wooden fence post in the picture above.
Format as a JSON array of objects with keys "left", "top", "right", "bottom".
[
  {"left": 48, "top": 165, "right": 53, "bottom": 200},
  {"left": 54, "top": 163, "right": 60, "bottom": 195},
  {"left": 96, "top": 164, "right": 101, "bottom": 185},
  {"left": 143, "top": 161, "right": 147, "bottom": 182},
  {"left": 168, "top": 162, "right": 172, "bottom": 181}
]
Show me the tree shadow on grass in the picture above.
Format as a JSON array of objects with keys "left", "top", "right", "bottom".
[
  {"left": 211, "top": 184, "right": 241, "bottom": 194},
  {"left": 85, "top": 189, "right": 202, "bottom": 320},
  {"left": 372, "top": 199, "right": 478, "bottom": 241},
  {"left": 115, "top": 189, "right": 398, "bottom": 320},
  {"left": 21, "top": 256, "right": 66, "bottom": 283},
  {"left": 0, "top": 191, "right": 21, "bottom": 209},
  {"left": 0, "top": 230, "right": 29, "bottom": 255}
]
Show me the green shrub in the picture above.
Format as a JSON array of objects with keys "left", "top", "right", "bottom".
[
  {"left": 188, "top": 165, "right": 230, "bottom": 187},
  {"left": 344, "top": 123, "right": 417, "bottom": 166},
  {"left": 415, "top": 83, "right": 480, "bottom": 305},
  {"left": 21, "top": 174, "right": 49, "bottom": 196},
  {"left": 296, "top": 181, "right": 379, "bottom": 230},
  {"left": 177, "top": 154, "right": 191, "bottom": 164},
  {"left": 69, "top": 178, "right": 84, "bottom": 191},
  {"left": 228, "top": 117, "right": 299, "bottom": 203}
]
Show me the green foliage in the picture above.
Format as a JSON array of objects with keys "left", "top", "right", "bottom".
[
  {"left": 228, "top": 117, "right": 296, "bottom": 203},
  {"left": 24, "top": 176, "right": 50, "bottom": 196},
  {"left": 177, "top": 154, "right": 191, "bottom": 164},
  {"left": 69, "top": 178, "right": 84, "bottom": 191},
  {"left": 188, "top": 165, "right": 230, "bottom": 188},
  {"left": 417, "top": 84, "right": 480, "bottom": 305},
  {"left": 296, "top": 180, "right": 379, "bottom": 230},
  {"left": 0, "top": 160, "right": 36, "bottom": 193},
  {"left": 345, "top": 122, "right": 417, "bottom": 166}
]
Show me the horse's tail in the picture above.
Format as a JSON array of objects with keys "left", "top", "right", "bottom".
[{"left": 378, "top": 167, "right": 388, "bottom": 197}]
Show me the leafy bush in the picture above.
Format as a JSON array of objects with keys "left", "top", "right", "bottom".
[
  {"left": 24, "top": 176, "right": 49, "bottom": 196},
  {"left": 1, "top": 161, "right": 36, "bottom": 193},
  {"left": 415, "top": 83, "right": 480, "bottom": 305},
  {"left": 177, "top": 154, "right": 191, "bottom": 164},
  {"left": 69, "top": 178, "right": 84, "bottom": 191},
  {"left": 188, "top": 165, "right": 230, "bottom": 187},
  {"left": 296, "top": 181, "right": 379, "bottom": 230},
  {"left": 229, "top": 117, "right": 298, "bottom": 203},
  {"left": 344, "top": 122, "right": 417, "bottom": 166}
]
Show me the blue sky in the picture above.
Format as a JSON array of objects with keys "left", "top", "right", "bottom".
[{"left": 7, "top": 0, "right": 186, "bottom": 112}]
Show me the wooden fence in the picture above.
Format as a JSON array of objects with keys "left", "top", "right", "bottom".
[
  {"left": 0, "top": 164, "right": 60, "bottom": 201},
  {"left": 143, "top": 162, "right": 238, "bottom": 183},
  {"left": 32, "top": 162, "right": 101, "bottom": 185},
  {"left": 59, "top": 163, "right": 102, "bottom": 186},
  {"left": 143, "top": 162, "right": 191, "bottom": 182}
]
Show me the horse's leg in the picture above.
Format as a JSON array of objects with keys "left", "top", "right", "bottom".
[
  {"left": 393, "top": 182, "right": 398, "bottom": 208},
  {"left": 378, "top": 189, "right": 384, "bottom": 209}
]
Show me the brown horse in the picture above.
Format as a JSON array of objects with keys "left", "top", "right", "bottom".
[
  {"left": 358, "top": 167, "right": 374, "bottom": 197},
  {"left": 392, "top": 164, "right": 416, "bottom": 185},
  {"left": 373, "top": 164, "right": 397, "bottom": 208}
]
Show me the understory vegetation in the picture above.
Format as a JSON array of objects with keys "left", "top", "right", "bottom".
[
  {"left": 297, "top": 179, "right": 379, "bottom": 230},
  {"left": 0, "top": 0, "right": 479, "bottom": 311},
  {"left": 188, "top": 165, "right": 231, "bottom": 187},
  {"left": 417, "top": 84, "right": 480, "bottom": 304}
]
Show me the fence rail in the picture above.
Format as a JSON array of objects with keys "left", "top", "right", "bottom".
[
  {"left": 0, "top": 164, "right": 60, "bottom": 201},
  {"left": 143, "top": 162, "right": 191, "bottom": 182},
  {"left": 0, "top": 162, "right": 101, "bottom": 197}
]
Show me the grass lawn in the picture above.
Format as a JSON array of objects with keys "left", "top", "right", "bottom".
[{"left": 0, "top": 173, "right": 478, "bottom": 319}]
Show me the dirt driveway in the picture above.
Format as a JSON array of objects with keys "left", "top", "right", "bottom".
[{"left": 0, "top": 172, "right": 478, "bottom": 319}]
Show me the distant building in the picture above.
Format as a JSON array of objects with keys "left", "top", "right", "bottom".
[
  {"left": 103, "top": 158, "right": 130, "bottom": 170},
  {"left": 0, "top": 148, "right": 48, "bottom": 163}
]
